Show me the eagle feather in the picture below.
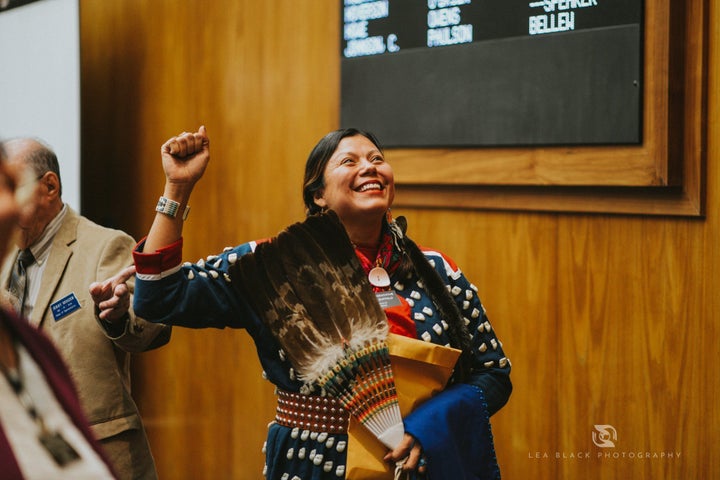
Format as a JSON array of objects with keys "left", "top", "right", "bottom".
[{"left": 231, "top": 210, "right": 388, "bottom": 385}]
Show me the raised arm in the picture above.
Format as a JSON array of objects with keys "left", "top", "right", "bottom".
[{"left": 143, "top": 125, "right": 210, "bottom": 253}]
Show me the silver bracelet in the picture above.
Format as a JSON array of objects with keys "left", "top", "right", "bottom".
[{"left": 156, "top": 196, "right": 190, "bottom": 220}]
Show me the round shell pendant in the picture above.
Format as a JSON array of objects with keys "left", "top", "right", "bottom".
[{"left": 368, "top": 266, "right": 391, "bottom": 288}]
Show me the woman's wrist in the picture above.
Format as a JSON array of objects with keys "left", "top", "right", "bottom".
[
  {"left": 155, "top": 196, "right": 190, "bottom": 221},
  {"left": 162, "top": 182, "right": 193, "bottom": 204}
]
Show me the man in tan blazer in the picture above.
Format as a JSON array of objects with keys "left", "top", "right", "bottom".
[{"left": 0, "top": 138, "right": 171, "bottom": 480}]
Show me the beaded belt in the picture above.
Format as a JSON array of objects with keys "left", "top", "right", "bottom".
[{"left": 275, "top": 389, "right": 349, "bottom": 434}]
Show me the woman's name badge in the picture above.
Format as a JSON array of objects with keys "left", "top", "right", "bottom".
[
  {"left": 375, "top": 291, "right": 402, "bottom": 309},
  {"left": 368, "top": 266, "right": 391, "bottom": 288}
]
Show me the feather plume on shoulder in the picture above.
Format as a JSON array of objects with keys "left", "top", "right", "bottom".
[
  {"left": 230, "top": 210, "right": 388, "bottom": 385},
  {"left": 231, "top": 211, "right": 405, "bottom": 449}
]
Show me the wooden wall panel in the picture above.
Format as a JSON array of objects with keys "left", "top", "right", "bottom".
[
  {"left": 553, "top": 216, "right": 701, "bottom": 478},
  {"left": 79, "top": 0, "right": 719, "bottom": 478}
]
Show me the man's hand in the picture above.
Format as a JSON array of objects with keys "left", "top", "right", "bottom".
[{"left": 90, "top": 265, "right": 136, "bottom": 323}]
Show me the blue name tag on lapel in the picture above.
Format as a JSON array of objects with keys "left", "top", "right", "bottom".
[{"left": 51, "top": 293, "right": 81, "bottom": 321}]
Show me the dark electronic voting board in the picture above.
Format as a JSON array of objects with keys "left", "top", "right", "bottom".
[{"left": 340, "top": 0, "right": 643, "bottom": 148}]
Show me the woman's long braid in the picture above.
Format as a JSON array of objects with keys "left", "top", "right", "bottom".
[{"left": 390, "top": 217, "right": 472, "bottom": 383}]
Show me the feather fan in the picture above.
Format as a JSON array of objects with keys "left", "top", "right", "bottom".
[{"left": 230, "top": 211, "right": 404, "bottom": 448}]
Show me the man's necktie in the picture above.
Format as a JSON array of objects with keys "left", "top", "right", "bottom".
[{"left": 8, "top": 249, "right": 34, "bottom": 317}]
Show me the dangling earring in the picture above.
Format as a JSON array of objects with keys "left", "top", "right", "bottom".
[{"left": 386, "top": 208, "right": 393, "bottom": 224}]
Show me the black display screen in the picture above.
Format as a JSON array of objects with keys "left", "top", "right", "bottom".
[{"left": 340, "top": 0, "right": 644, "bottom": 148}]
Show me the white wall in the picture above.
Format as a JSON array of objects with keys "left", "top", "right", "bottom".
[{"left": 0, "top": 0, "right": 81, "bottom": 211}]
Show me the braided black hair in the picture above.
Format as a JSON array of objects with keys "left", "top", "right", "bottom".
[{"left": 391, "top": 216, "right": 473, "bottom": 383}]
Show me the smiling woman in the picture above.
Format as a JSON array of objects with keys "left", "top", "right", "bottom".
[
  {"left": 125, "top": 126, "right": 512, "bottom": 479},
  {"left": 303, "top": 129, "right": 395, "bottom": 248}
]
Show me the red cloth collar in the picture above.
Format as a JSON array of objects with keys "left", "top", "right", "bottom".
[{"left": 354, "top": 231, "right": 417, "bottom": 338}]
